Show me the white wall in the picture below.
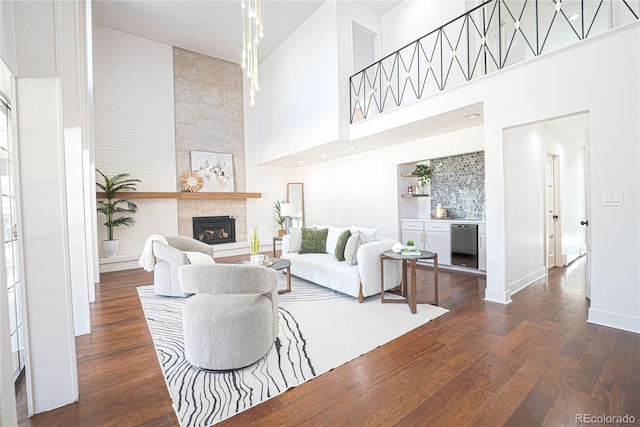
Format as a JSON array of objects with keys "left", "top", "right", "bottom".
[
  {"left": 13, "top": 0, "right": 80, "bottom": 414},
  {"left": 243, "top": 87, "right": 298, "bottom": 245},
  {"left": 321, "top": 24, "right": 640, "bottom": 332},
  {"left": 380, "top": 0, "right": 467, "bottom": 57},
  {"left": 503, "top": 125, "right": 547, "bottom": 292},
  {"left": 298, "top": 126, "right": 483, "bottom": 237},
  {"left": 256, "top": 2, "right": 341, "bottom": 164},
  {"left": 93, "top": 26, "right": 300, "bottom": 259},
  {"left": 92, "top": 26, "right": 178, "bottom": 263},
  {"left": 59, "top": 0, "right": 92, "bottom": 336}
]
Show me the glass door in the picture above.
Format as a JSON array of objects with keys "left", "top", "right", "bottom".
[{"left": 0, "top": 99, "right": 24, "bottom": 385}]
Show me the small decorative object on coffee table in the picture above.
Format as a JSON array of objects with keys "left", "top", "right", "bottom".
[
  {"left": 249, "top": 225, "right": 264, "bottom": 265},
  {"left": 380, "top": 249, "right": 438, "bottom": 314}
]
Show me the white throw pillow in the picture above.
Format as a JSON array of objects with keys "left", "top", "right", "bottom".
[
  {"left": 185, "top": 252, "right": 215, "bottom": 264},
  {"left": 344, "top": 232, "right": 365, "bottom": 266},
  {"left": 325, "top": 226, "right": 349, "bottom": 256},
  {"left": 350, "top": 225, "right": 378, "bottom": 243},
  {"left": 289, "top": 228, "right": 302, "bottom": 253}
]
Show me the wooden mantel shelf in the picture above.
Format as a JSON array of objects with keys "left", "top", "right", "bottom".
[{"left": 96, "top": 191, "right": 261, "bottom": 200}]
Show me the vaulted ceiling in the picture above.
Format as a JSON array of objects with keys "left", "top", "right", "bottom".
[{"left": 92, "top": 0, "right": 402, "bottom": 64}]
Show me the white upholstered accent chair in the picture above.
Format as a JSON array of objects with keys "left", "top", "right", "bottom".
[
  {"left": 178, "top": 263, "right": 279, "bottom": 371},
  {"left": 153, "top": 236, "right": 215, "bottom": 297}
]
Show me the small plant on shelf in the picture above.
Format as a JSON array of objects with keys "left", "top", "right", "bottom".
[{"left": 413, "top": 163, "right": 431, "bottom": 187}]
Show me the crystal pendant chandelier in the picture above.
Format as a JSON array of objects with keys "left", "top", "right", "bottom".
[{"left": 241, "top": 0, "right": 263, "bottom": 106}]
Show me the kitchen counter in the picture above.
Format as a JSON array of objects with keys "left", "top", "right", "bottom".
[
  {"left": 400, "top": 219, "right": 486, "bottom": 271},
  {"left": 400, "top": 218, "right": 485, "bottom": 224}
]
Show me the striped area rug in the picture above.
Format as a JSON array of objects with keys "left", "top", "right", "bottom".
[{"left": 137, "top": 275, "right": 447, "bottom": 426}]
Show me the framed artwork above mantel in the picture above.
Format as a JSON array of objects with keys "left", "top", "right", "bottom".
[{"left": 190, "top": 151, "right": 234, "bottom": 192}]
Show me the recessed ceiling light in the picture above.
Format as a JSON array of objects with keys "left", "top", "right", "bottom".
[
  {"left": 320, "top": 153, "right": 328, "bottom": 157},
  {"left": 569, "top": 13, "right": 580, "bottom": 21},
  {"left": 297, "top": 160, "right": 305, "bottom": 164},
  {"left": 464, "top": 113, "right": 481, "bottom": 120},
  {"left": 348, "top": 146, "right": 357, "bottom": 150}
]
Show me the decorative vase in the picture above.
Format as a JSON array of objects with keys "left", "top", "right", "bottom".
[
  {"left": 250, "top": 254, "right": 265, "bottom": 265},
  {"left": 101, "top": 239, "right": 119, "bottom": 258}
]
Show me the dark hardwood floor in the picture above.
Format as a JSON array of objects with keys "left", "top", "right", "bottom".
[{"left": 17, "top": 256, "right": 639, "bottom": 426}]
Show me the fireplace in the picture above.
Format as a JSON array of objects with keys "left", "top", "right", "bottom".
[{"left": 193, "top": 216, "right": 236, "bottom": 245}]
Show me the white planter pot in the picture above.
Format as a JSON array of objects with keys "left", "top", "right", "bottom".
[
  {"left": 250, "top": 254, "right": 265, "bottom": 265},
  {"left": 101, "top": 239, "right": 120, "bottom": 258}
]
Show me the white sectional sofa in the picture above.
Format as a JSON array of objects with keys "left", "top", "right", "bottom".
[{"left": 281, "top": 225, "right": 402, "bottom": 301}]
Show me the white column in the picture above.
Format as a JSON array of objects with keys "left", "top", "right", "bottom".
[{"left": 14, "top": 0, "right": 79, "bottom": 414}]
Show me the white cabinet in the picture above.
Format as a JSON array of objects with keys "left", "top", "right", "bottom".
[
  {"left": 424, "top": 222, "right": 451, "bottom": 265},
  {"left": 401, "top": 220, "right": 451, "bottom": 265},
  {"left": 478, "top": 223, "right": 486, "bottom": 271}
]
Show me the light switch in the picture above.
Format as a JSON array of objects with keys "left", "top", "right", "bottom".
[{"left": 603, "top": 191, "right": 623, "bottom": 206}]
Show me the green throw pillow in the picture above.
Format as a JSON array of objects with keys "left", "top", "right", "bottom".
[
  {"left": 299, "top": 227, "right": 328, "bottom": 254},
  {"left": 344, "top": 232, "right": 365, "bottom": 266},
  {"left": 334, "top": 230, "right": 351, "bottom": 261}
]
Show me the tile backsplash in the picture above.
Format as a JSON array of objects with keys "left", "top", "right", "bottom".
[{"left": 430, "top": 151, "right": 485, "bottom": 220}]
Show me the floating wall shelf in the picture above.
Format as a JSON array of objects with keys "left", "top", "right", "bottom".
[{"left": 96, "top": 192, "right": 262, "bottom": 200}]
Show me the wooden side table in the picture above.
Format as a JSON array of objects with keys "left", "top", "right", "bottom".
[
  {"left": 272, "top": 235, "right": 283, "bottom": 258},
  {"left": 270, "top": 258, "right": 292, "bottom": 294},
  {"left": 380, "top": 250, "right": 438, "bottom": 314}
]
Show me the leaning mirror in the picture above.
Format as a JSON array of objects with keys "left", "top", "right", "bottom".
[{"left": 286, "top": 182, "right": 304, "bottom": 230}]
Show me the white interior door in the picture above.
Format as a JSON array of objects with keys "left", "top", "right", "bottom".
[
  {"left": 584, "top": 132, "right": 591, "bottom": 299},
  {"left": 546, "top": 154, "right": 557, "bottom": 269}
]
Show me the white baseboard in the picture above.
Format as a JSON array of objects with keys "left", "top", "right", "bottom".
[
  {"left": 484, "top": 288, "right": 512, "bottom": 304},
  {"left": 562, "top": 245, "right": 587, "bottom": 266},
  {"left": 588, "top": 308, "right": 640, "bottom": 333},
  {"left": 99, "top": 256, "right": 139, "bottom": 273},
  {"left": 509, "top": 267, "right": 547, "bottom": 295}
]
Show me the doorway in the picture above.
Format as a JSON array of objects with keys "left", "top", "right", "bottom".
[
  {"left": 352, "top": 22, "right": 378, "bottom": 73},
  {"left": 503, "top": 112, "right": 590, "bottom": 294},
  {"left": 545, "top": 153, "right": 560, "bottom": 269}
]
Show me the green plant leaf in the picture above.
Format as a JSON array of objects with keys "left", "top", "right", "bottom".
[{"left": 96, "top": 169, "right": 141, "bottom": 240}]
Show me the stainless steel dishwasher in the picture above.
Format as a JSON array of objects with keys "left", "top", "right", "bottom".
[{"left": 451, "top": 224, "right": 478, "bottom": 268}]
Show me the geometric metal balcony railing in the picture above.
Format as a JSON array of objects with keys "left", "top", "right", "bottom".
[{"left": 350, "top": 0, "right": 639, "bottom": 123}]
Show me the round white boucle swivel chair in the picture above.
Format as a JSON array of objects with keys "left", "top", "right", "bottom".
[{"left": 178, "top": 263, "right": 279, "bottom": 371}]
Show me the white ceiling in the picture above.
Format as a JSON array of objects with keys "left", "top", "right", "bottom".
[
  {"left": 92, "top": 0, "right": 401, "bottom": 65},
  {"left": 92, "top": 1, "right": 588, "bottom": 167}
]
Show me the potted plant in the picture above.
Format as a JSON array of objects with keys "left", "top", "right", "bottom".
[
  {"left": 413, "top": 163, "right": 431, "bottom": 193},
  {"left": 273, "top": 200, "right": 286, "bottom": 236},
  {"left": 96, "top": 169, "right": 141, "bottom": 258},
  {"left": 406, "top": 240, "right": 415, "bottom": 249},
  {"left": 249, "top": 225, "right": 264, "bottom": 265}
]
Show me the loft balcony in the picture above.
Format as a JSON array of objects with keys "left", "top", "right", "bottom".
[{"left": 349, "top": 0, "right": 639, "bottom": 123}]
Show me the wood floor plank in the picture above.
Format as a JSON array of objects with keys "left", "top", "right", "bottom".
[
  {"left": 468, "top": 358, "right": 549, "bottom": 426},
  {"left": 16, "top": 257, "right": 639, "bottom": 426},
  {"left": 504, "top": 390, "right": 556, "bottom": 427}
]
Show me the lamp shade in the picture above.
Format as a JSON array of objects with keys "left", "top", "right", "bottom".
[{"left": 280, "top": 202, "right": 297, "bottom": 217}]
